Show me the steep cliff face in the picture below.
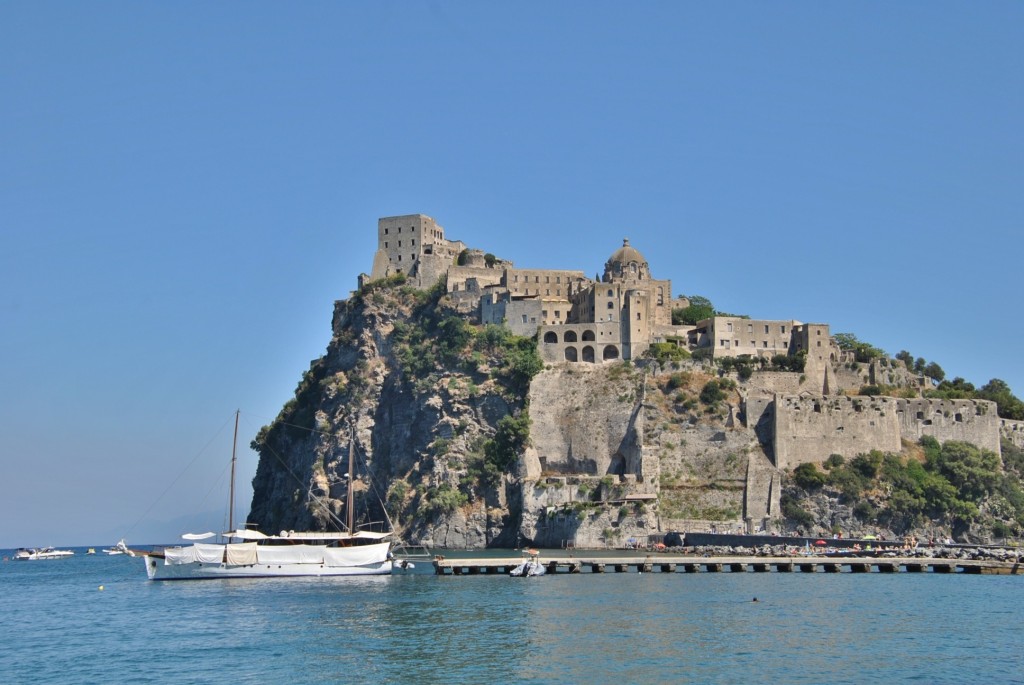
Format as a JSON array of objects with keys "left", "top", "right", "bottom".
[{"left": 248, "top": 279, "right": 533, "bottom": 547}]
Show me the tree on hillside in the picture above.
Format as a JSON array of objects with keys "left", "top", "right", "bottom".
[
  {"left": 672, "top": 295, "right": 715, "bottom": 325},
  {"left": 834, "top": 333, "right": 885, "bottom": 362},
  {"left": 928, "top": 377, "right": 976, "bottom": 400},
  {"left": 976, "top": 379, "right": 1024, "bottom": 421},
  {"left": 923, "top": 362, "right": 946, "bottom": 382}
]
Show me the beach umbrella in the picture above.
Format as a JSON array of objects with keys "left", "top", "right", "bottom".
[
  {"left": 814, "top": 539, "right": 827, "bottom": 546},
  {"left": 863, "top": 534, "right": 877, "bottom": 540}
]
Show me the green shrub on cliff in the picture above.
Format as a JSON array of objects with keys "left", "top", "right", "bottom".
[
  {"left": 418, "top": 484, "right": 467, "bottom": 518},
  {"left": 926, "top": 377, "right": 1024, "bottom": 421},
  {"left": 645, "top": 342, "right": 691, "bottom": 364},
  {"left": 785, "top": 437, "right": 1024, "bottom": 536},
  {"left": 477, "top": 413, "right": 531, "bottom": 485}
]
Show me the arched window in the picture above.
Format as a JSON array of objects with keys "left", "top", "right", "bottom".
[
  {"left": 582, "top": 330, "right": 596, "bottom": 341},
  {"left": 543, "top": 331, "right": 558, "bottom": 344},
  {"left": 564, "top": 330, "right": 578, "bottom": 343},
  {"left": 564, "top": 347, "right": 578, "bottom": 362},
  {"left": 582, "top": 346, "right": 595, "bottom": 363},
  {"left": 607, "top": 301, "right": 614, "bottom": 309},
  {"left": 603, "top": 345, "right": 620, "bottom": 361}
]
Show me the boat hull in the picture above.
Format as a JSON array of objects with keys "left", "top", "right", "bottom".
[{"left": 143, "top": 541, "right": 394, "bottom": 580}]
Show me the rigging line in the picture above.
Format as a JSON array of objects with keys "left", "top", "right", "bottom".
[
  {"left": 121, "top": 412, "right": 237, "bottom": 539},
  {"left": 354, "top": 445, "right": 398, "bottom": 535},
  {"left": 240, "top": 413, "right": 349, "bottom": 532}
]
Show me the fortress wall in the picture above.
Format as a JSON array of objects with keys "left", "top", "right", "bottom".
[
  {"left": 745, "top": 397, "right": 774, "bottom": 429},
  {"left": 447, "top": 265, "right": 504, "bottom": 293},
  {"left": 773, "top": 395, "right": 902, "bottom": 470},
  {"left": 830, "top": 364, "right": 870, "bottom": 393},
  {"left": 417, "top": 253, "right": 457, "bottom": 288},
  {"left": 743, "top": 372, "right": 804, "bottom": 397},
  {"left": 896, "top": 399, "right": 1001, "bottom": 453},
  {"left": 1001, "top": 419, "right": 1024, "bottom": 450}
]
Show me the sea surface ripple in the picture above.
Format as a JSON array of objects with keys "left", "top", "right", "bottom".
[{"left": 2, "top": 548, "right": 1021, "bottom": 684}]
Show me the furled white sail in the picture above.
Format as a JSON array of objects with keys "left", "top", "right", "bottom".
[
  {"left": 254, "top": 544, "right": 327, "bottom": 565},
  {"left": 225, "top": 542, "right": 258, "bottom": 565},
  {"left": 324, "top": 541, "right": 390, "bottom": 567}
]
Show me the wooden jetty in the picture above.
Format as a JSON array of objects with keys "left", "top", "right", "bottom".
[{"left": 433, "top": 555, "right": 1022, "bottom": 576}]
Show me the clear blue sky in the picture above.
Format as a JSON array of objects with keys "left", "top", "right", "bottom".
[{"left": 2, "top": 3, "right": 1021, "bottom": 548}]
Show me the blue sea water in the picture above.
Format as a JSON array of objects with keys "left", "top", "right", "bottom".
[{"left": 2, "top": 548, "right": 1021, "bottom": 684}]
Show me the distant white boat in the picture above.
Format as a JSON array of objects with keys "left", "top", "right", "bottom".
[
  {"left": 141, "top": 411, "right": 394, "bottom": 580},
  {"left": 103, "top": 539, "right": 133, "bottom": 556},
  {"left": 14, "top": 547, "right": 75, "bottom": 560}
]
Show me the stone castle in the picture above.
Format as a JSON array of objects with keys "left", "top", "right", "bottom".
[
  {"left": 361, "top": 213, "right": 1024, "bottom": 537},
  {"left": 364, "top": 214, "right": 838, "bottom": 370}
]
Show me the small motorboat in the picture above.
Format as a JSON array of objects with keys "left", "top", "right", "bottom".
[
  {"left": 510, "top": 550, "right": 546, "bottom": 577},
  {"left": 14, "top": 547, "right": 75, "bottom": 560},
  {"left": 103, "top": 539, "right": 133, "bottom": 556}
]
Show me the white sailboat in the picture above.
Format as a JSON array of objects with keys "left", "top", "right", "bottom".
[{"left": 142, "top": 412, "right": 393, "bottom": 580}]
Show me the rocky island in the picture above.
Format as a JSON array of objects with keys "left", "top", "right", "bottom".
[{"left": 248, "top": 214, "right": 1024, "bottom": 548}]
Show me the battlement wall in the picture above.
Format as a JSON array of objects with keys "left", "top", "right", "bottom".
[
  {"left": 773, "top": 395, "right": 1003, "bottom": 469},
  {"left": 742, "top": 371, "right": 806, "bottom": 398},
  {"left": 1001, "top": 419, "right": 1024, "bottom": 450},
  {"left": 773, "top": 395, "right": 902, "bottom": 470},
  {"left": 896, "top": 398, "right": 1001, "bottom": 453},
  {"left": 447, "top": 264, "right": 504, "bottom": 293}
]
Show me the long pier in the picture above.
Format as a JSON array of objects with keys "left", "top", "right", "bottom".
[{"left": 433, "top": 555, "right": 1022, "bottom": 576}]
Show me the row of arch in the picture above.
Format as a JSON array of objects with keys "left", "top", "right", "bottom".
[
  {"left": 563, "top": 345, "right": 619, "bottom": 363},
  {"left": 543, "top": 329, "right": 597, "bottom": 343}
]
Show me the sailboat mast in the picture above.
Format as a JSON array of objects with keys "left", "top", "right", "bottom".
[
  {"left": 229, "top": 409, "right": 239, "bottom": 534},
  {"left": 346, "top": 427, "right": 355, "bottom": 533}
]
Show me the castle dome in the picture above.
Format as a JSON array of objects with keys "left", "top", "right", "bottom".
[
  {"left": 603, "top": 238, "right": 649, "bottom": 282},
  {"left": 609, "top": 238, "right": 646, "bottom": 266}
]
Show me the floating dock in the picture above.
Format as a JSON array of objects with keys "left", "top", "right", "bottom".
[{"left": 433, "top": 555, "right": 1022, "bottom": 576}]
